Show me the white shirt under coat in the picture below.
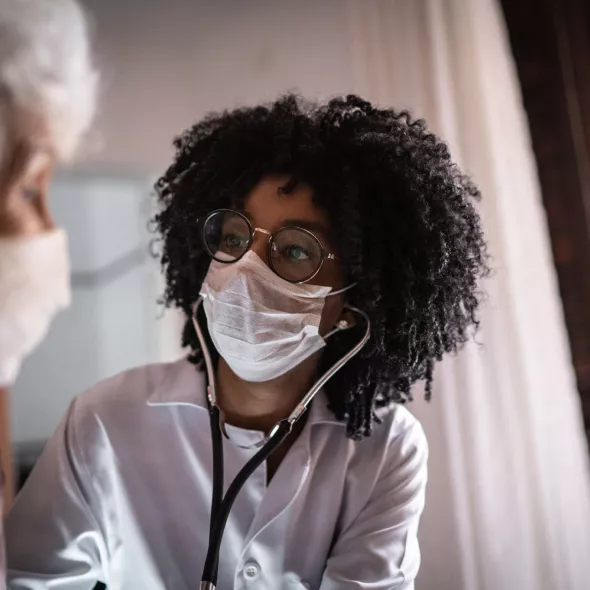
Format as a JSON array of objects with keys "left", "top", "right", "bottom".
[{"left": 6, "top": 358, "right": 428, "bottom": 590}]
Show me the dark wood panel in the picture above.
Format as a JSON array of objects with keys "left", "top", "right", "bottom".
[
  {"left": 0, "top": 387, "right": 15, "bottom": 510},
  {"left": 500, "top": 0, "right": 590, "bottom": 444}
]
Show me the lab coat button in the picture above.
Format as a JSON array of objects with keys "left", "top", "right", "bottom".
[{"left": 243, "top": 560, "right": 260, "bottom": 579}]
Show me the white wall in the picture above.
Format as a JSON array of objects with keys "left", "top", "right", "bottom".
[
  {"left": 81, "top": 0, "right": 356, "bottom": 174},
  {"left": 11, "top": 175, "right": 161, "bottom": 444}
]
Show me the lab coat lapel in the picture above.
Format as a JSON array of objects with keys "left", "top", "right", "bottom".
[
  {"left": 239, "top": 391, "right": 339, "bottom": 555},
  {"left": 241, "top": 429, "right": 312, "bottom": 554}
]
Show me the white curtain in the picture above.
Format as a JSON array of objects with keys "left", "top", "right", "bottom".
[{"left": 345, "top": 1, "right": 590, "bottom": 589}]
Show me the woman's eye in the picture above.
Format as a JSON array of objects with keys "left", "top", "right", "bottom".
[
  {"left": 223, "top": 233, "right": 247, "bottom": 250},
  {"left": 280, "top": 244, "right": 311, "bottom": 263}
]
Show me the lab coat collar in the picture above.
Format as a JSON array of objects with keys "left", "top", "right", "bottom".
[{"left": 146, "top": 358, "right": 344, "bottom": 427}]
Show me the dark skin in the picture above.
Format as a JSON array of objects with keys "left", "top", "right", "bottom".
[{"left": 214, "top": 174, "right": 349, "bottom": 482}]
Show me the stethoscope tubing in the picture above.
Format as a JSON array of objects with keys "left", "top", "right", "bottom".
[{"left": 192, "top": 297, "right": 371, "bottom": 588}]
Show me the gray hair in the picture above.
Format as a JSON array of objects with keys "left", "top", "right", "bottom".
[{"left": 0, "top": 0, "right": 98, "bottom": 161}]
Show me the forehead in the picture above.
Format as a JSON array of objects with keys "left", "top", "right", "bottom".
[{"left": 242, "top": 175, "right": 329, "bottom": 231}]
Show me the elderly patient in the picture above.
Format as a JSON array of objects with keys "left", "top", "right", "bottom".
[{"left": 0, "top": 0, "right": 97, "bottom": 577}]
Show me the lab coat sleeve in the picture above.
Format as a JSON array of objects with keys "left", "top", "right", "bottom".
[
  {"left": 319, "top": 419, "right": 429, "bottom": 590},
  {"left": 5, "top": 398, "right": 108, "bottom": 589}
]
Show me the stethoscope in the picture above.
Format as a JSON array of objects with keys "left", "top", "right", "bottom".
[{"left": 192, "top": 296, "right": 371, "bottom": 590}]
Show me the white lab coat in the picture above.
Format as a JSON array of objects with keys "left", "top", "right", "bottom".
[{"left": 6, "top": 359, "right": 428, "bottom": 590}]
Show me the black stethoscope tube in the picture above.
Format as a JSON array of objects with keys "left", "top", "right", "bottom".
[
  {"left": 202, "top": 415, "right": 292, "bottom": 586},
  {"left": 208, "top": 405, "right": 223, "bottom": 542}
]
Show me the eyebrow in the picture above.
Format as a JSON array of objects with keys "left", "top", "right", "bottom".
[
  {"left": 280, "top": 218, "right": 331, "bottom": 236},
  {"left": 239, "top": 210, "right": 335, "bottom": 254},
  {"left": 241, "top": 210, "right": 329, "bottom": 235}
]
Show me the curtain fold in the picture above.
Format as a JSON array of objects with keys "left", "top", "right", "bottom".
[{"left": 345, "top": 1, "right": 590, "bottom": 588}]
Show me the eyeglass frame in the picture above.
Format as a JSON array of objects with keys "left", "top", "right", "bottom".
[{"left": 199, "top": 208, "right": 338, "bottom": 284}]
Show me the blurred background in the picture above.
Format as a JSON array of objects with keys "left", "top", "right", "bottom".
[{"left": 5, "top": 0, "right": 590, "bottom": 589}]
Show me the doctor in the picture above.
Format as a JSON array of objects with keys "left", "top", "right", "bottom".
[
  {"left": 6, "top": 94, "right": 488, "bottom": 590},
  {"left": 0, "top": 0, "right": 97, "bottom": 579}
]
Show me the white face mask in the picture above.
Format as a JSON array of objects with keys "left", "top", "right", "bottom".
[
  {"left": 198, "top": 250, "right": 349, "bottom": 383},
  {"left": 0, "top": 229, "right": 71, "bottom": 386}
]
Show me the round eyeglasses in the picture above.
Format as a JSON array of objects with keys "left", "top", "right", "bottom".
[{"left": 201, "top": 209, "right": 337, "bottom": 283}]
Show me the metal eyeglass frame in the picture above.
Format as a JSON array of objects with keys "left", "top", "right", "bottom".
[{"left": 200, "top": 208, "right": 337, "bottom": 284}]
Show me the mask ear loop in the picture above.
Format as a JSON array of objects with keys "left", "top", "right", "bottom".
[{"left": 327, "top": 282, "right": 357, "bottom": 298}]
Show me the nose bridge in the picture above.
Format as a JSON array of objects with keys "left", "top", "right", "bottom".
[{"left": 250, "top": 227, "right": 271, "bottom": 265}]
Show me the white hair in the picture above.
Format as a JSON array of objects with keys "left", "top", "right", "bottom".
[{"left": 0, "top": 0, "right": 98, "bottom": 162}]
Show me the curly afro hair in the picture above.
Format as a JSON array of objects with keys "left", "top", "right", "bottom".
[{"left": 154, "top": 93, "right": 489, "bottom": 440}]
